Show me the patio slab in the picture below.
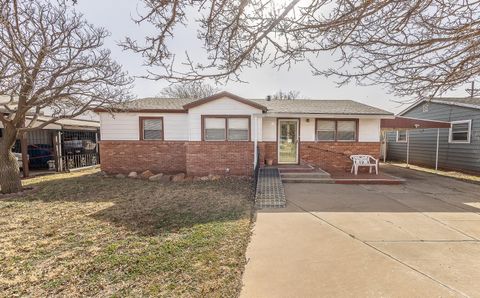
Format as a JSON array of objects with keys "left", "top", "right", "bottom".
[
  {"left": 241, "top": 211, "right": 457, "bottom": 298},
  {"left": 241, "top": 165, "right": 480, "bottom": 297}
]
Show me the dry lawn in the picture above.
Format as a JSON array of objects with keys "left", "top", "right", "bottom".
[{"left": 0, "top": 169, "right": 254, "bottom": 297}]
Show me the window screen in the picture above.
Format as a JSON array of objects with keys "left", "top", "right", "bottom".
[
  {"left": 142, "top": 118, "right": 163, "bottom": 140},
  {"left": 316, "top": 120, "right": 336, "bottom": 141},
  {"left": 227, "top": 118, "right": 249, "bottom": 141},
  {"left": 337, "top": 121, "right": 356, "bottom": 141},
  {"left": 205, "top": 118, "right": 226, "bottom": 140}
]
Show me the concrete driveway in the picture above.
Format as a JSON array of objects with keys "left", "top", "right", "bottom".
[{"left": 241, "top": 166, "right": 480, "bottom": 297}]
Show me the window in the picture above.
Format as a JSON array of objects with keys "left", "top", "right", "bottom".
[
  {"left": 203, "top": 116, "right": 249, "bottom": 141},
  {"left": 227, "top": 118, "right": 249, "bottom": 141},
  {"left": 316, "top": 120, "right": 336, "bottom": 141},
  {"left": 140, "top": 117, "right": 163, "bottom": 140},
  {"left": 449, "top": 120, "right": 471, "bottom": 143},
  {"left": 396, "top": 130, "right": 407, "bottom": 143},
  {"left": 204, "top": 118, "right": 226, "bottom": 140},
  {"left": 316, "top": 119, "right": 357, "bottom": 141},
  {"left": 337, "top": 121, "right": 356, "bottom": 141}
]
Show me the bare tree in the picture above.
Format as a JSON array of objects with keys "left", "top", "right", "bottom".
[
  {"left": 159, "top": 82, "right": 218, "bottom": 99},
  {"left": 122, "top": 1, "right": 480, "bottom": 99},
  {"left": 0, "top": 0, "right": 131, "bottom": 194},
  {"left": 271, "top": 90, "right": 300, "bottom": 100}
]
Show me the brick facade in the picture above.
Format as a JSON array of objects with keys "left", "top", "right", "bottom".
[
  {"left": 101, "top": 140, "right": 380, "bottom": 176},
  {"left": 186, "top": 142, "right": 254, "bottom": 176},
  {"left": 258, "top": 141, "right": 277, "bottom": 166},
  {"left": 257, "top": 141, "right": 381, "bottom": 171},
  {"left": 300, "top": 142, "right": 381, "bottom": 171},
  {"left": 100, "top": 141, "right": 253, "bottom": 176},
  {"left": 100, "top": 141, "right": 186, "bottom": 174}
]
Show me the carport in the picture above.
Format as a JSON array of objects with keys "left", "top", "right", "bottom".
[{"left": 380, "top": 116, "right": 451, "bottom": 170}]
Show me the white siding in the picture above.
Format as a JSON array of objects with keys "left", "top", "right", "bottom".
[
  {"left": 262, "top": 117, "right": 277, "bottom": 141},
  {"left": 358, "top": 118, "right": 381, "bottom": 142},
  {"left": 300, "top": 118, "right": 315, "bottom": 141},
  {"left": 100, "top": 112, "right": 188, "bottom": 141},
  {"left": 188, "top": 97, "right": 262, "bottom": 141}
]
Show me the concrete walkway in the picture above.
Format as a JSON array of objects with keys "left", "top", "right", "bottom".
[{"left": 241, "top": 166, "right": 480, "bottom": 297}]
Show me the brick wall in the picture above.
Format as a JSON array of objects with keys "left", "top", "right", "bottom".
[
  {"left": 101, "top": 140, "right": 380, "bottom": 176},
  {"left": 300, "top": 142, "right": 381, "bottom": 171},
  {"left": 186, "top": 142, "right": 254, "bottom": 176},
  {"left": 100, "top": 141, "right": 254, "bottom": 176},
  {"left": 258, "top": 141, "right": 277, "bottom": 165},
  {"left": 100, "top": 141, "right": 186, "bottom": 174}
]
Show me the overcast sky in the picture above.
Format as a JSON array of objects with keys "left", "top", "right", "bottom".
[{"left": 74, "top": 0, "right": 469, "bottom": 114}]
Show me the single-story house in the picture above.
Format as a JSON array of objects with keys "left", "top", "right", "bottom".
[
  {"left": 386, "top": 97, "right": 480, "bottom": 173},
  {"left": 96, "top": 91, "right": 394, "bottom": 176}
]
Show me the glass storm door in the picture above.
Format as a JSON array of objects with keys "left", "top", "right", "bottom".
[{"left": 278, "top": 119, "right": 299, "bottom": 164}]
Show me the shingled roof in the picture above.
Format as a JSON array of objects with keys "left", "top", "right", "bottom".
[
  {"left": 251, "top": 99, "right": 391, "bottom": 115},
  {"left": 97, "top": 92, "right": 392, "bottom": 116}
]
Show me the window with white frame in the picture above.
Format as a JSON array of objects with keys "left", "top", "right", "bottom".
[
  {"left": 449, "top": 120, "right": 471, "bottom": 143},
  {"left": 396, "top": 130, "right": 407, "bottom": 143},
  {"left": 203, "top": 116, "right": 249, "bottom": 141},
  {"left": 316, "top": 119, "right": 357, "bottom": 141}
]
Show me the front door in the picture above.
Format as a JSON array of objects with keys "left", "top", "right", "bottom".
[{"left": 278, "top": 119, "right": 299, "bottom": 164}]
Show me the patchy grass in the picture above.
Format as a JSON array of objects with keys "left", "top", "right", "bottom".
[
  {"left": 388, "top": 162, "right": 480, "bottom": 183},
  {"left": 0, "top": 169, "right": 254, "bottom": 297}
]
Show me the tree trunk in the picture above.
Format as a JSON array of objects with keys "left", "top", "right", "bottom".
[
  {"left": 0, "top": 125, "right": 23, "bottom": 194},
  {"left": 0, "top": 148, "right": 22, "bottom": 194}
]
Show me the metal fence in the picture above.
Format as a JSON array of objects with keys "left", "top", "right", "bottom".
[{"left": 59, "top": 153, "right": 99, "bottom": 170}]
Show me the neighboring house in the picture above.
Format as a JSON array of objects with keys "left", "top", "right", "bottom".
[
  {"left": 386, "top": 97, "right": 480, "bottom": 173},
  {"left": 96, "top": 91, "right": 393, "bottom": 176}
]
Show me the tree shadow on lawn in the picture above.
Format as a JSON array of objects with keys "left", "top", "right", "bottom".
[{"left": 8, "top": 172, "right": 255, "bottom": 236}]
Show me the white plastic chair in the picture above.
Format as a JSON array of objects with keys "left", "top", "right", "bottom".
[{"left": 350, "top": 155, "right": 378, "bottom": 175}]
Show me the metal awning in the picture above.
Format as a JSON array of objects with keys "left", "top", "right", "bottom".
[{"left": 381, "top": 116, "right": 450, "bottom": 130}]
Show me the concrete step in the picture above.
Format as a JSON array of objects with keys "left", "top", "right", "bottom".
[
  {"left": 281, "top": 177, "right": 335, "bottom": 184},
  {"left": 280, "top": 172, "right": 331, "bottom": 179}
]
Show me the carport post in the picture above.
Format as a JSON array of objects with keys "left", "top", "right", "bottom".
[
  {"left": 435, "top": 128, "right": 440, "bottom": 171},
  {"left": 406, "top": 130, "right": 410, "bottom": 168},
  {"left": 383, "top": 131, "right": 387, "bottom": 163}
]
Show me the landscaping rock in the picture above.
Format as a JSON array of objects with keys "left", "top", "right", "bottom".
[
  {"left": 99, "top": 171, "right": 108, "bottom": 177},
  {"left": 199, "top": 176, "right": 210, "bottom": 181},
  {"left": 161, "top": 175, "right": 172, "bottom": 182},
  {"left": 115, "top": 173, "right": 126, "bottom": 179},
  {"left": 149, "top": 173, "right": 164, "bottom": 181},
  {"left": 171, "top": 173, "right": 186, "bottom": 182},
  {"left": 140, "top": 170, "right": 154, "bottom": 179},
  {"left": 128, "top": 171, "right": 138, "bottom": 178},
  {"left": 208, "top": 174, "right": 222, "bottom": 181}
]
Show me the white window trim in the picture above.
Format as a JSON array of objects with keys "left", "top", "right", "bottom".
[
  {"left": 396, "top": 130, "right": 408, "bottom": 143},
  {"left": 449, "top": 120, "right": 472, "bottom": 144}
]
